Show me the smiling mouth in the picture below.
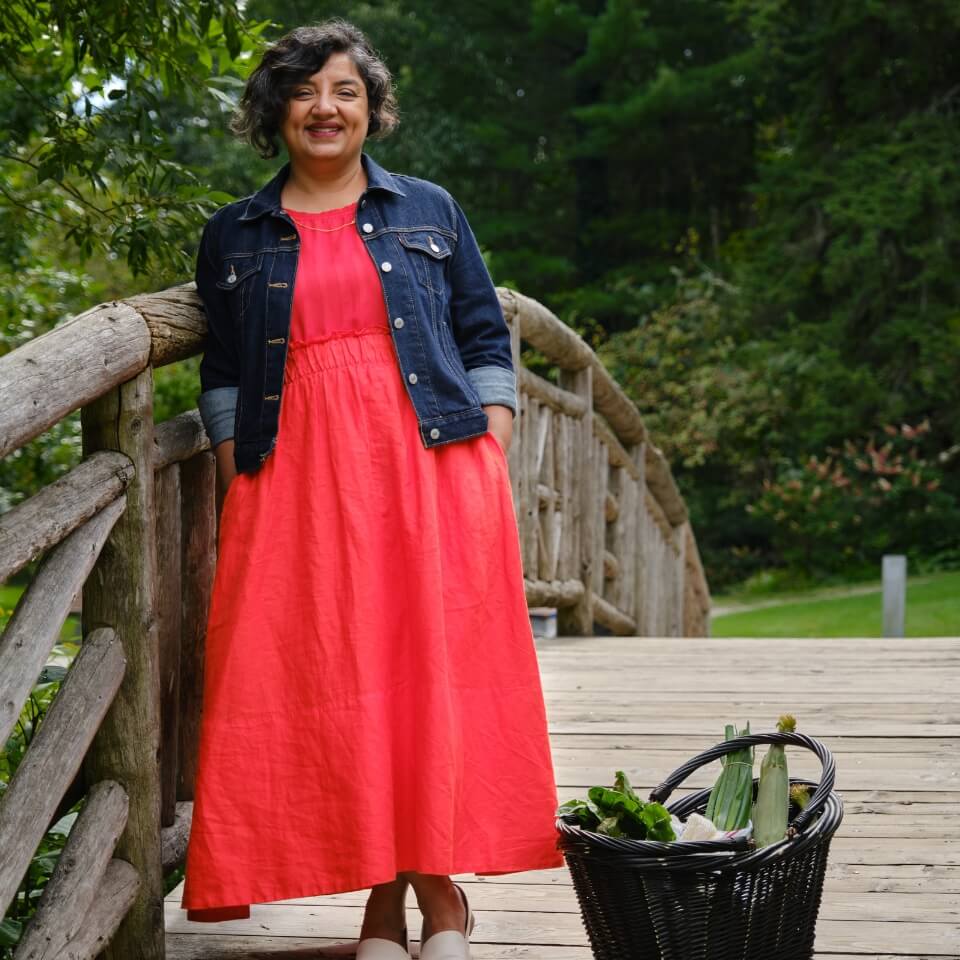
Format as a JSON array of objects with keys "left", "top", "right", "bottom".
[{"left": 306, "top": 126, "right": 342, "bottom": 137}]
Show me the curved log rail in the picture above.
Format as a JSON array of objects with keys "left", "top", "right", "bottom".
[{"left": 0, "top": 280, "right": 710, "bottom": 958}]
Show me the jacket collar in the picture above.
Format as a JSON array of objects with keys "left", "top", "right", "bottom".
[{"left": 237, "top": 150, "right": 406, "bottom": 222}]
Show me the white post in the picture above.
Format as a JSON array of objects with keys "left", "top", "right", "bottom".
[{"left": 882, "top": 554, "right": 907, "bottom": 638}]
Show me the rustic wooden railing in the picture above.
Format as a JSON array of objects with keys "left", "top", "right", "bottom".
[
  {"left": 0, "top": 280, "right": 710, "bottom": 958},
  {"left": 499, "top": 288, "right": 710, "bottom": 638}
]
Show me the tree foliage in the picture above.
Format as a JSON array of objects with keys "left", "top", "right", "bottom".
[
  {"left": 2, "top": 0, "right": 958, "bottom": 587},
  {"left": 0, "top": 0, "right": 269, "bottom": 277}
]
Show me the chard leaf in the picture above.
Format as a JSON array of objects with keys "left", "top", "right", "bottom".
[
  {"left": 596, "top": 815, "right": 624, "bottom": 837},
  {"left": 614, "top": 769, "right": 641, "bottom": 805},
  {"left": 640, "top": 802, "right": 676, "bottom": 841}
]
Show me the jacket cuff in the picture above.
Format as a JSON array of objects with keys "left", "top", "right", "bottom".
[
  {"left": 466, "top": 364, "right": 518, "bottom": 419},
  {"left": 198, "top": 386, "right": 238, "bottom": 448}
]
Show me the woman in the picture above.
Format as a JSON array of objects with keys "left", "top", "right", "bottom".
[{"left": 180, "top": 19, "right": 564, "bottom": 960}]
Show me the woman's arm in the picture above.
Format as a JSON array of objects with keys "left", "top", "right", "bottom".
[
  {"left": 212, "top": 439, "right": 238, "bottom": 521},
  {"left": 195, "top": 214, "right": 242, "bottom": 458},
  {"left": 483, "top": 404, "right": 513, "bottom": 454},
  {"left": 446, "top": 194, "right": 518, "bottom": 451},
  {"left": 193, "top": 214, "right": 245, "bottom": 521}
]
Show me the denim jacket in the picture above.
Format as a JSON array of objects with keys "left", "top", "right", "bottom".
[{"left": 195, "top": 151, "right": 517, "bottom": 474}]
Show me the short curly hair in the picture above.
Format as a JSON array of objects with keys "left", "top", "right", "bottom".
[{"left": 230, "top": 19, "right": 400, "bottom": 159}]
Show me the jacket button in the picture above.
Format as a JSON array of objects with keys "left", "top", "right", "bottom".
[
  {"left": 430, "top": 240, "right": 441, "bottom": 253},
  {"left": 362, "top": 222, "right": 373, "bottom": 233},
  {"left": 393, "top": 317, "right": 404, "bottom": 328},
  {"left": 381, "top": 261, "right": 392, "bottom": 272},
  {"left": 408, "top": 372, "right": 418, "bottom": 384},
  {"left": 430, "top": 428, "right": 440, "bottom": 439}
]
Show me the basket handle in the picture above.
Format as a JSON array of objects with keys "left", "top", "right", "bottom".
[{"left": 648, "top": 732, "right": 836, "bottom": 836}]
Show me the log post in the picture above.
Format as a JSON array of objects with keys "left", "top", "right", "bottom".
[
  {"left": 669, "top": 523, "right": 686, "bottom": 637},
  {"left": 556, "top": 364, "right": 593, "bottom": 635},
  {"left": 631, "top": 442, "right": 648, "bottom": 635},
  {"left": 505, "top": 302, "right": 522, "bottom": 508},
  {"left": 155, "top": 462, "right": 182, "bottom": 828},
  {"left": 80, "top": 367, "right": 165, "bottom": 960},
  {"left": 177, "top": 451, "right": 217, "bottom": 802}
]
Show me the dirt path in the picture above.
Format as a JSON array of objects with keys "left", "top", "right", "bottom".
[{"left": 711, "top": 578, "right": 933, "bottom": 618}]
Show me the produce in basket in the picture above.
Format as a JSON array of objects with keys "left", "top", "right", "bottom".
[
  {"left": 676, "top": 812, "right": 723, "bottom": 841},
  {"left": 791, "top": 783, "right": 813, "bottom": 809},
  {"left": 704, "top": 722, "right": 754, "bottom": 831},
  {"left": 752, "top": 714, "right": 797, "bottom": 847},
  {"left": 556, "top": 769, "right": 676, "bottom": 841}
]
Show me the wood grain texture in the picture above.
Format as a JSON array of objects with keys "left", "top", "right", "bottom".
[
  {"left": 0, "top": 496, "right": 124, "bottom": 747},
  {"left": 14, "top": 779, "right": 129, "bottom": 960},
  {"left": 156, "top": 461, "right": 182, "bottom": 829},
  {"left": 494, "top": 286, "right": 709, "bottom": 634},
  {"left": 80, "top": 365, "right": 164, "bottom": 960},
  {"left": 0, "top": 300, "right": 149, "bottom": 460},
  {"left": 164, "top": 636, "right": 959, "bottom": 957},
  {"left": 51, "top": 858, "right": 140, "bottom": 960},
  {"left": 176, "top": 450, "right": 217, "bottom": 804},
  {"left": 0, "top": 628, "right": 125, "bottom": 916},
  {"left": 0, "top": 450, "right": 133, "bottom": 584}
]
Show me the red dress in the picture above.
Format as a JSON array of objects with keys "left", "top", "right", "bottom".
[{"left": 180, "top": 199, "right": 563, "bottom": 921}]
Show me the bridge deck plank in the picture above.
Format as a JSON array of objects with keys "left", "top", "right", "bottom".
[{"left": 165, "top": 635, "right": 960, "bottom": 958}]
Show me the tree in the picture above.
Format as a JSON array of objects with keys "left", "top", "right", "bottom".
[{"left": 0, "top": 0, "right": 270, "bottom": 278}]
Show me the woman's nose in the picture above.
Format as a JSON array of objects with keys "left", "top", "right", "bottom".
[{"left": 309, "top": 94, "right": 336, "bottom": 114}]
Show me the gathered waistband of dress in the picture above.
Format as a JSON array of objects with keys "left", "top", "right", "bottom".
[{"left": 283, "top": 324, "right": 394, "bottom": 382}]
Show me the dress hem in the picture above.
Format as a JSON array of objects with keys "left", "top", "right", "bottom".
[{"left": 181, "top": 850, "right": 566, "bottom": 921}]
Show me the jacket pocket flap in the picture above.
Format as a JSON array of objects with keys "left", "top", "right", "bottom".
[
  {"left": 398, "top": 232, "right": 452, "bottom": 259},
  {"left": 216, "top": 252, "right": 264, "bottom": 290}
]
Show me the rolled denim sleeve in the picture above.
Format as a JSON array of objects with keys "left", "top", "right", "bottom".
[
  {"left": 447, "top": 196, "right": 518, "bottom": 418},
  {"left": 197, "top": 385, "right": 239, "bottom": 448},
  {"left": 195, "top": 215, "right": 240, "bottom": 446}
]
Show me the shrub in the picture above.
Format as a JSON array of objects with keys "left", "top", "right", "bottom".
[{"left": 748, "top": 420, "right": 958, "bottom": 576}]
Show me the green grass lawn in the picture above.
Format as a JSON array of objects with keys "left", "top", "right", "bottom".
[
  {"left": 4, "top": 572, "right": 956, "bottom": 642},
  {"left": 711, "top": 570, "right": 959, "bottom": 638},
  {"left": 0, "top": 583, "right": 81, "bottom": 642}
]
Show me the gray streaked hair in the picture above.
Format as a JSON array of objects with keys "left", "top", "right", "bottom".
[{"left": 230, "top": 18, "right": 400, "bottom": 159}]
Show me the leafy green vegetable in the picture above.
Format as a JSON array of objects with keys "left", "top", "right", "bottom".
[
  {"left": 705, "top": 723, "right": 755, "bottom": 831},
  {"left": 557, "top": 769, "right": 676, "bottom": 841}
]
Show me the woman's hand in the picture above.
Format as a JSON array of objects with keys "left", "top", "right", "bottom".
[
  {"left": 484, "top": 404, "right": 513, "bottom": 454},
  {"left": 213, "top": 439, "right": 238, "bottom": 521}
]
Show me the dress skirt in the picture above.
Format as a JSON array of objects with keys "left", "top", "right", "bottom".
[{"left": 180, "top": 201, "right": 564, "bottom": 921}]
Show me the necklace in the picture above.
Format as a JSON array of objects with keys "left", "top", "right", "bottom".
[{"left": 286, "top": 214, "right": 357, "bottom": 233}]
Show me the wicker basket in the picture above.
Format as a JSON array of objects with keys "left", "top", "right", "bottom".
[{"left": 555, "top": 732, "right": 844, "bottom": 960}]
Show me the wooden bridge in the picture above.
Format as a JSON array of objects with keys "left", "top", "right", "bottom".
[
  {"left": 165, "top": 634, "right": 959, "bottom": 959},
  {"left": 3, "top": 278, "right": 954, "bottom": 959},
  {"left": 0, "top": 281, "right": 707, "bottom": 958}
]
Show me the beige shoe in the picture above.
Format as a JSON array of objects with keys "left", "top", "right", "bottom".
[
  {"left": 356, "top": 922, "right": 410, "bottom": 959},
  {"left": 418, "top": 882, "right": 475, "bottom": 960}
]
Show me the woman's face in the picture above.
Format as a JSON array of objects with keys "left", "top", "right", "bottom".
[{"left": 279, "top": 52, "right": 369, "bottom": 168}]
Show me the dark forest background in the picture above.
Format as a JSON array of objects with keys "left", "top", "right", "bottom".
[{"left": 2, "top": 0, "right": 958, "bottom": 592}]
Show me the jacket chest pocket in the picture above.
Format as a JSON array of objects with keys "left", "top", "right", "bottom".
[
  {"left": 215, "top": 252, "right": 265, "bottom": 323},
  {"left": 398, "top": 231, "right": 452, "bottom": 294}
]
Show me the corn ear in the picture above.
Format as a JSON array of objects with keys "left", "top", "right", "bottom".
[
  {"left": 790, "top": 783, "right": 812, "bottom": 811},
  {"left": 752, "top": 714, "right": 796, "bottom": 847}
]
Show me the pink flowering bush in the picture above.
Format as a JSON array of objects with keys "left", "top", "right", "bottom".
[{"left": 748, "top": 420, "right": 957, "bottom": 575}]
